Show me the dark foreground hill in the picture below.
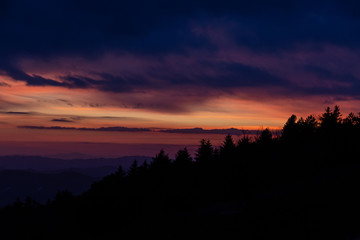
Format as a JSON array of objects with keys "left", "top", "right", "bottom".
[
  {"left": 2, "top": 106, "right": 360, "bottom": 239},
  {"left": 0, "top": 155, "right": 151, "bottom": 206},
  {"left": 0, "top": 170, "right": 95, "bottom": 207}
]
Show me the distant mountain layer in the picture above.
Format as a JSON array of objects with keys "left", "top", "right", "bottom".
[
  {"left": 159, "top": 127, "right": 261, "bottom": 135},
  {"left": 0, "top": 155, "right": 151, "bottom": 172},
  {"left": 0, "top": 155, "right": 152, "bottom": 206},
  {"left": 0, "top": 170, "right": 95, "bottom": 207}
]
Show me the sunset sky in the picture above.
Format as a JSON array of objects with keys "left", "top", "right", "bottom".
[{"left": 1, "top": 0, "right": 360, "bottom": 157}]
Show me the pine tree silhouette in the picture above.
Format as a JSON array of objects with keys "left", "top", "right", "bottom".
[
  {"left": 195, "top": 139, "right": 214, "bottom": 166},
  {"left": 220, "top": 134, "right": 236, "bottom": 162},
  {"left": 174, "top": 148, "right": 192, "bottom": 167}
]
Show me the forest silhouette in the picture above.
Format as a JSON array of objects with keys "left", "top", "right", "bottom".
[{"left": 2, "top": 105, "right": 360, "bottom": 239}]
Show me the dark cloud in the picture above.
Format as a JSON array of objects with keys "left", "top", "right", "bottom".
[
  {"left": 1, "top": 0, "right": 360, "bottom": 60},
  {"left": 59, "top": 73, "right": 149, "bottom": 93},
  {"left": 305, "top": 65, "right": 359, "bottom": 85},
  {"left": 18, "top": 125, "right": 152, "bottom": 132},
  {"left": 96, "top": 73, "right": 149, "bottom": 92},
  {"left": 196, "top": 62, "right": 286, "bottom": 88},
  {"left": 0, "top": 0, "right": 195, "bottom": 59},
  {"left": 18, "top": 126, "right": 77, "bottom": 130},
  {"left": 1, "top": 0, "right": 360, "bottom": 111},
  {"left": 0, "top": 82, "right": 10, "bottom": 87},
  {"left": 0, "top": 63, "right": 62, "bottom": 86},
  {"left": 51, "top": 118, "right": 74, "bottom": 123},
  {"left": 0, "top": 62, "right": 79, "bottom": 87},
  {"left": 160, "top": 127, "right": 260, "bottom": 135},
  {"left": 57, "top": 99, "right": 74, "bottom": 107},
  {"left": 58, "top": 76, "right": 93, "bottom": 88},
  {"left": 17, "top": 125, "right": 275, "bottom": 136},
  {"left": 53, "top": 61, "right": 285, "bottom": 94},
  {"left": 302, "top": 65, "right": 360, "bottom": 96},
  {"left": 2, "top": 111, "right": 33, "bottom": 115},
  {"left": 0, "top": 68, "right": 150, "bottom": 92}
]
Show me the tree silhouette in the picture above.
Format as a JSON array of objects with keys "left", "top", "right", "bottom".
[
  {"left": 138, "top": 160, "right": 149, "bottom": 175},
  {"left": 258, "top": 128, "right": 273, "bottom": 145},
  {"left": 174, "top": 148, "right": 192, "bottom": 167},
  {"left": 128, "top": 160, "right": 138, "bottom": 177},
  {"left": 303, "top": 115, "right": 318, "bottom": 132},
  {"left": 319, "top": 105, "right": 342, "bottom": 129},
  {"left": 343, "top": 112, "right": 360, "bottom": 127},
  {"left": 281, "top": 114, "right": 298, "bottom": 143},
  {"left": 151, "top": 149, "right": 171, "bottom": 169},
  {"left": 195, "top": 139, "right": 214, "bottom": 165},
  {"left": 220, "top": 134, "right": 236, "bottom": 162},
  {"left": 237, "top": 134, "right": 251, "bottom": 146},
  {"left": 236, "top": 134, "right": 252, "bottom": 166}
]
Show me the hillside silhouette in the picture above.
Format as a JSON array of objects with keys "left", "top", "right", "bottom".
[
  {"left": 0, "top": 170, "right": 95, "bottom": 207},
  {"left": 0, "top": 156, "right": 151, "bottom": 206},
  {"left": 2, "top": 105, "right": 360, "bottom": 239}
]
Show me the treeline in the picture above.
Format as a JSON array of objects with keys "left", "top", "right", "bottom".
[{"left": 2, "top": 105, "right": 360, "bottom": 239}]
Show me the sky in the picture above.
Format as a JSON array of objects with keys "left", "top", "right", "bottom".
[{"left": 1, "top": 0, "right": 360, "bottom": 157}]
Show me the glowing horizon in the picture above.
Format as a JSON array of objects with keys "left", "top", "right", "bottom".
[{"left": 2, "top": 1, "right": 360, "bottom": 156}]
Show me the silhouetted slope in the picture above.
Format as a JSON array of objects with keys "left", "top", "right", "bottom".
[
  {"left": 0, "top": 155, "right": 151, "bottom": 171},
  {"left": 2, "top": 106, "right": 360, "bottom": 239},
  {"left": 0, "top": 156, "right": 151, "bottom": 207},
  {"left": 0, "top": 170, "right": 95, "bottom": 207}
]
